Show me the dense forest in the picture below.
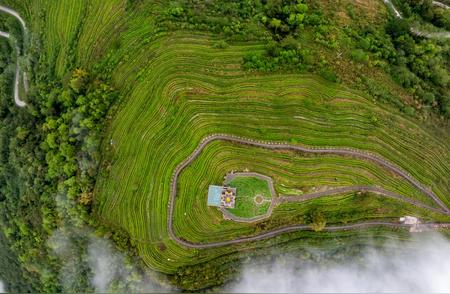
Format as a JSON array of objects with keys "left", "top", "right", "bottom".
[
  {"left": 0, "top": 0, "right": 448, "bottom": 292},
  {"left": 395, "top": 0, "right": 450, "bottom": 30}
]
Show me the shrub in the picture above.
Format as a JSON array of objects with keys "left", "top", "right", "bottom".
[
  {"left": 310, "top": 210, "right": 326, "bottom": 232},
  {"left": 350, "top": 49, "right": 369, "bottom": 64},
  {"left": 212, "top": 40, "right": 229, "bottom": 49},
  {"left": 320, "top": 68, "right": 338, "bottom": 83}
]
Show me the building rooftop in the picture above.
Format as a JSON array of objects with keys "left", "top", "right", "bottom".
[
  {"left": 208, "top": 185, "right": 237, "bottom": 208},
  {"left": 207, "top": 185, "right": 223, "bottom": 207}
]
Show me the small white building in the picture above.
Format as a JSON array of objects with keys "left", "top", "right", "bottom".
[{"left": 399, "top": 216, "right": 419, "bottom": 225}]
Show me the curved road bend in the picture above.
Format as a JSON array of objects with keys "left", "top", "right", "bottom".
[
  {"left": 433, "top": 1, "right": 450, "bottom": 10},
  {"left": 0, "top": 4, "right": 28, "bottom": 107},
  {"left": 383, "top": 0, "right": 450, "bottom": 39},
  {"left": 0, "top": 5, "right": 27, "bottom": 33},
  {"left": 168, "top": 134, "right": 450, "bottom": 248}
]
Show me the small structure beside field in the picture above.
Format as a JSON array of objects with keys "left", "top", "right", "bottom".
[
  {"left": 399, "top": 216, "right": 419, "bottom": 225},
  {"left": 207, "top": 185, "right": 236, "bottom": 208},
  {"left": 400, "top": 216, "right": 422, "bottom": 232},
  {"left": 208, "top": 172, "right": 275, "bottom": 222}
]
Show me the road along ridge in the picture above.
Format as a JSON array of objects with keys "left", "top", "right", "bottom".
[
  {"left": 433, "top": 1, "right": 450, "bottom": 10},
  {"left": 383, "top": 0, "right": 450, "bottom": 39},
  {"left": 0, "top": 31, "right": 9, "bottom": 38},
  {"left": 0, "top": 4, "right": 28, "bottom": 107},
  {"left": 0, "top": 5, "right": 27, "bottom": 34},
  {"left": 167, "top": 134, "right": 450, "bottom": 248}
]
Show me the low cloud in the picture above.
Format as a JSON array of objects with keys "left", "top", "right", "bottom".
[
  {"left": 87, "top": 236, "right": 171, "bottom": 292},
  {"left": 88, "top": 237, "right": 124, "bottom": 292},
  {"left": 49, "top": 228, "right": 169, "bottom": 292},
  {"left": 228, "top": 233, "right": 450, "bottom": 293}
]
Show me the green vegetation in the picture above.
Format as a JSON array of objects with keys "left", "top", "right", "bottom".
[
  {"left": 394, "top": 0, "right": 450, "bottom": 30},
  {"left": 174, "top": 139, "right": 449, "bottom": 245},
  {"left": 0, "top": 0, "right": 449, "bottom": 292},
  {"left": 0, "top": 231, "right": 32, "bottom": 292},
  {"left": 227, "top": 176, "right": 273, "bottom": 218},
  {"left": 0, "top": 2, "right": 121, "bottom": 291},
  {"left": 94, "top": 30, "right": 449, "bottom": 276},
  {"left": 308, "top": 210, "right": 327, "bottom": 231},
  {"left": 247, "top": 0, "right": 450, "bottom": 118},
  {"left": 170, "top": 227, "right": 413, "bottom": 291}
]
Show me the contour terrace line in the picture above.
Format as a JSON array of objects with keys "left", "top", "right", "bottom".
[{"left": 167, "top": 134, "right": 450, "bottom": 249}]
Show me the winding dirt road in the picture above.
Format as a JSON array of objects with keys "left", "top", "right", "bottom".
[
  {"left": 0, "top": 4, "right": 28, "bottom": 107},
  {"left": 168, "top": 134, "right": 450, "bottom": 248}
]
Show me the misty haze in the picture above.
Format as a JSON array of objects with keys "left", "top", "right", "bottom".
[{"left": 229, "top": 233, "right": 450, "bottom": 293}]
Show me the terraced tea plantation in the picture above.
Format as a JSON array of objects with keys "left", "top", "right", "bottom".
[
  {"left": 91, "top": 32, "right": 450, "bottom": 272},
  {"left": 4, "top": 0, "right": 449, "bottom": 284}
]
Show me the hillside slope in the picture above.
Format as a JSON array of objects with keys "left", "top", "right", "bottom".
[{"left": 0, "top": 0, "right": 449, "bottom": 291}]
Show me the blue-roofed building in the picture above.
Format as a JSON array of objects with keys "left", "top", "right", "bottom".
[
  {"left": 208, "top": 185, "right": 236, "bottom": 208},
  {"left": 207, "top": 185, "right": 223, "bottom": 207}
]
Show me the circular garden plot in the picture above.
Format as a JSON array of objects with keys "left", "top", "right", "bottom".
[{"left": 223, "top": 173, "right": 275, "bottom": 219}]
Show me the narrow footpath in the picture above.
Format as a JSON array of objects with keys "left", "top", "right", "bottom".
[{"left": 168, "top": 134, "right": 450, "bottom": 249}]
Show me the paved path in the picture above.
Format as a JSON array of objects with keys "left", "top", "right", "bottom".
[
  {"left": 220, "top": 173, "right": 446, "bottom": 223},
  {"left": 0, "top": 5, "right": 27, "bottom": 33},
  {"left": 168, "top": 134, "right": 450, "bottom": 248},
  {"left": 278, "top": 185, "right": 445, "bottom": 214},
  {"left": 433, "top": 1, "right": 450, "bottom": 10},
  {"left": 0, "top": 31, "right": 9, "bottom": 38},
  {"left": 0, "top": 4, "right": 28, "bottom": 107},
  {"left": 383, "top": 0, "right": 450, "bottom": 39}
]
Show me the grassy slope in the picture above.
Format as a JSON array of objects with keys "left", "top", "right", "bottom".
[
  {"left": 95, "top": 33, "right": 449, "bottom": 272},
  {"left": 3, "top": 0, "right": 449, "bottom": 275},
  {"left": 41, "top": 0, "right": 85, "bottom": 77},
  {"left": 226, "top": 176, "right": 272, "bottom": 218},
  {"left": 174, "top": 139, "right": 450, "bottom": 244}
]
